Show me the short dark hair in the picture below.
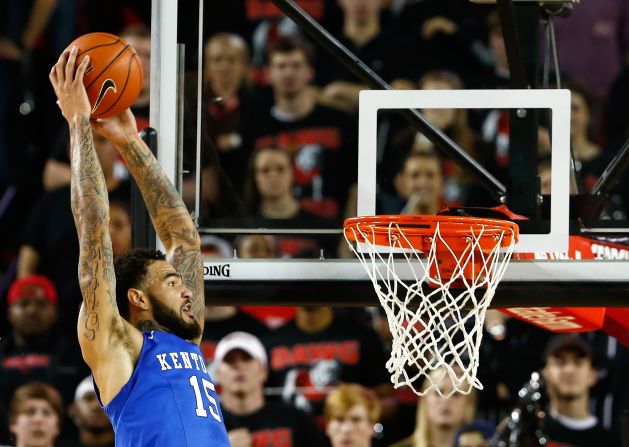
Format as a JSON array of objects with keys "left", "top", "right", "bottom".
[
  {"left": 114, "top": 248, "right": 167, "bottom": 318},
  {"left": 9, "top": 382, "right": 64, "bottom": 428},
  {"left": 544, "top": 334, "right": 592, "bottom": 364},
  {"left": 266, "top": 36, "right": 315, "bottom": 67}
]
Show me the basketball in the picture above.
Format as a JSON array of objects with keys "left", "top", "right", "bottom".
[{"left": 66, "top": 32, "right": 144, "bottom": 119}]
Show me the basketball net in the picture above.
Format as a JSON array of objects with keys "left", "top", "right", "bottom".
[{"left": 344, "top": 215, "right": 517, "bottom": 397}]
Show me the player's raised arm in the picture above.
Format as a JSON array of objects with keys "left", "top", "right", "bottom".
[
  {"left": 49, "top": 47, "right": 140, "bottom": 371},
  {"left": 91, "top": 112, "right": 205, "bottom": 344}
]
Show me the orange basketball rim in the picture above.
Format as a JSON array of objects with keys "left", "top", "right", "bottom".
[{"left": 343, "top": 214, "right": 519, "bottom": 283}]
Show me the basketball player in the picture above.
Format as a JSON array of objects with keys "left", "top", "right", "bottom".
[{"left": 49, "top": 46, "right": 229, "bottom": 445}]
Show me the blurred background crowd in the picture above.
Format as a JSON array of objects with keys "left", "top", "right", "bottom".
[{"left": 1, "top": 0, "right": 628, "bottom": 446}]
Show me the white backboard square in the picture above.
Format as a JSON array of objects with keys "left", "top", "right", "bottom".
[{"left": 357, "top": 89, "right": 571, "bottom": 253}]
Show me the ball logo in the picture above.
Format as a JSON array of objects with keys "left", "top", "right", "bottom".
[{"left": 91, "top": 78, "right": 117, "bottom": 114}]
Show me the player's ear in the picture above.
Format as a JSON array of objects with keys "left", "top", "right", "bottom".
[{"left": 128, "top": 288, "right": 150, "bottom": 311}]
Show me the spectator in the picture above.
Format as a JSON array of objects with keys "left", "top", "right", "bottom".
[
  {"left": 109, "top": 198, "right": 132, "bottom": 259},
  {"left": 316, "top": 0, "right": 413, "bottom": 112},
  {"left": 262, "top": 306, "right": 395, "bottom": 426},
  {"left": 7, "top": 382, "right": 64, "bottom": 447},
  {"left": 235, "top": 234, "right": 278, "bottom": 259},
  {"left": 0, "top": 0, "right": 74, "bottom": 268},
  {"left": 391, "top": 368, "right": 477, "bottom": 447},
  {"left": 453, "top": 421, "right": 495, "bottom": 447},
  {"left": 0, "top": 275, "right": 87, "bottom": 407},
  {"left": 213, "top": 331, "right": 322, "bottom": 447},
  {"left": 243, "top": 145, "right": 336, "bottom": 257},
  {"left": 564, "top": 82, "right": 610, "bottom": 193},
  {"left": 17, "top": 131, "right": 130, "bottom": 333},
  {"left": 200, "top": 307, "right": 269, "bottom": 364},
  {"left": 541, "top": 334, "right": 616, "bottom": 446},
  {"left": 324, "top": 383, "right": 381, "bottom": 447},
  {"left": 388, "top": 0, "right": 490, "bottom": 83},
  {"left": 67, "top": 376, "right": 114, "bottom": 447},
  {"left": 201, "top": 32, "right": 254, "bottom": 195},
  {"left": 583, "top": 331, "right": 629, "bottom": 438},
  {"left": 183, "top": 33, "right": 254, "bottom": 223},
  {"left": 232, "top": 0, "right": 340, "bottom": 85},
  {"left": 378, "top": 150, "right": 444, "bottom": 215},
  {"left": 245, "top": 146, "right": 311, "bottom": 220},
  {"left": 121, "top": 24, "right": 151, "bottom": 129},
  {"left": 243, "top": 37, "right": 357, "bottom": 219},
  {"left": 477, "top": 315, "right": 552, "bottom": 425},
  {"left": 383, "top": 71, "right": 488, "bottom": 207},
  {"left": 474, "top": 10, "right": 509, "bottom": 90}
]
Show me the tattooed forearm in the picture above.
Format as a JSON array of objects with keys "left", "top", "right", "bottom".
[
  {"left": 70, "top": 117, "right": 117, "bottom": 343},
  {"left": 117, "top": 140, "right": 200, "bottom": 249}
]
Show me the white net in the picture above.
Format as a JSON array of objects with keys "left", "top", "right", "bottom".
[{"left": 345, "top": 219, "right": 516, "bottom": 397}]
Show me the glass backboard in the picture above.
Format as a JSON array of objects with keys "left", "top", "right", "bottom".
[{"left": 148, "top": 0, "right": 629, "bottom": 307}]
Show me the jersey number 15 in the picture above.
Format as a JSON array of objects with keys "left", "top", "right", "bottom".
[{"left": 189, "top": 376, "right": 222, "bottom": 422}]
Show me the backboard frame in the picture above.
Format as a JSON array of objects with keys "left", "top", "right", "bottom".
[{"left": 357, "top": 88, "right": 571, "bottom": 254}]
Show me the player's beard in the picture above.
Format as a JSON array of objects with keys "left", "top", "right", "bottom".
[{"left": 149, "top": 293, "right": 202, "bottom": 341}]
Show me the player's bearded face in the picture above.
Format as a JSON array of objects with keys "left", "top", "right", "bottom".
[{"left": 149, "top": 292, "right": 201, "bottom": 340}]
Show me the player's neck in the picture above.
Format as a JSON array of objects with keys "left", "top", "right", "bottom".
[
  {"left": 550, "top": 395, "right": 591, "bottom": 420},
  {"left": 79, "top": 427, "right": 115, "bottom": 445},
  {"left": 273, "top": 90, "right": 315, "bottom": 120},
  {"left": 260, "top": 196, "right": 299, "bottom": 219},
  {"left": 222, "top": 391, "right": 264, "bottom": 416},
  {"left": 135, "top": 319, "right": 166, "bottom": 333},
  {"left": 344, "top": 18, "right": 379, "bottom": 47}
]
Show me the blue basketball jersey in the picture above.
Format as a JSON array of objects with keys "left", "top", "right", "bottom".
[{"left": 96, "top": 331, "right": 230, "bottom": 446}]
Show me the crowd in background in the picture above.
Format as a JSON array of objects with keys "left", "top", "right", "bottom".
[{"left": 1, "top": 0, "right": 629, "bottom": 446}]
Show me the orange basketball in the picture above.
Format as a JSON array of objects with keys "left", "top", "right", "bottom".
[{"left": 66, "top": 32, "right": 144, "bottom": 119}]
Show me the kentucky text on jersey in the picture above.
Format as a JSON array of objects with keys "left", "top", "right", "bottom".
[{"left": 155, "top": 351, "right": 208, "bottom": 372}]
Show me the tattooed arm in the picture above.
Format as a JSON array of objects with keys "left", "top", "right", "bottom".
[
  {"left": 50, "top": 47, "right": 142, "bottom": 404},
  {"left": 92, "top": 110, "right": 205, "bottom": 344}
]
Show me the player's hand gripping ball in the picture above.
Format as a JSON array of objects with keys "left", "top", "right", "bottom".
[{"left": 65, "top": 32, "right": 144, "bottom": 118}]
